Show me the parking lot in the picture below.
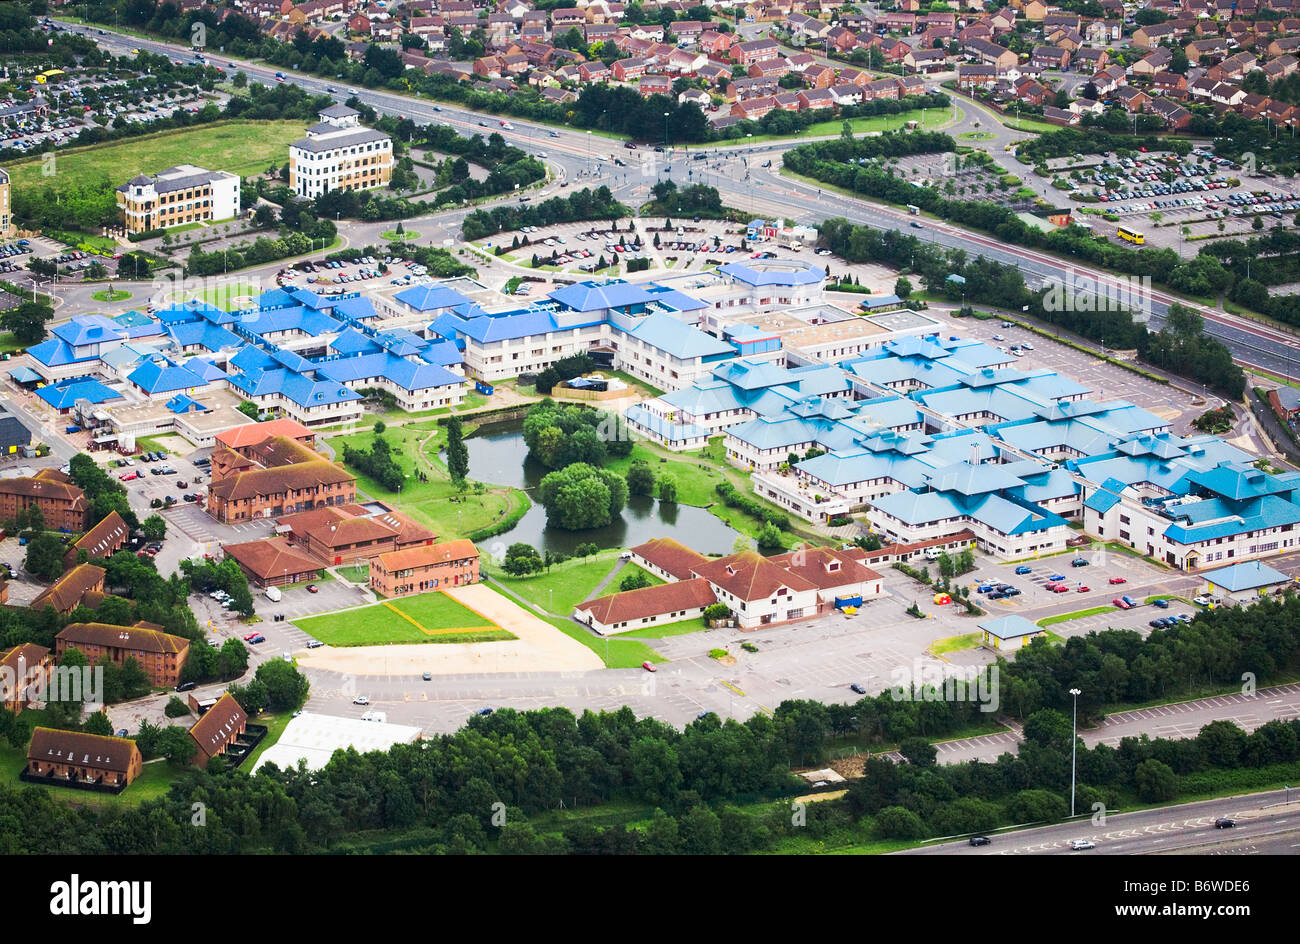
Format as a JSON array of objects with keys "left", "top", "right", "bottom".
[{"left": 1052, "top": 147, "right": 1297, "bottom": 248}]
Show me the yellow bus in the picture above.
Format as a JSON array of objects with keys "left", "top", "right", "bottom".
[{"left": 1117, "top": 226, "right": 1144, "bottom": 245}]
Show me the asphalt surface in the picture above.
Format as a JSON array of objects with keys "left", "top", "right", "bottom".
[
  {"left": 52, "top": 20, "right": 1300, "bottom": 381},
  {"left": 902, "top": 788, "right": 1300, "bottom": 855}
]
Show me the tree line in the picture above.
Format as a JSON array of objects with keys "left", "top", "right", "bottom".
[{"left": 462, "top": 187, "right": 629, "bottom": 242}]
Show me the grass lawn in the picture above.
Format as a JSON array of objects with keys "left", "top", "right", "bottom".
[
  {"left": 539, "top": 612, "right": 664, "bottom": 669},
  {"left": 135, "top": 433, "right": 188, "bottom": 456},
  {"left": 1037, "top": 605, "right": 1117, "bottom": 627},
  {"left": 90, "top": 288, "right": 133, "bottom": 303},
  {"left": 928, "top": 632, "right": 981, "bottom": 654},
  {"left": 295, "top": 590, "right": 514, "bottom": 646},
  {"left": 337, "top": 564, "right": 369, "bottom": 583},
  {"left": 330, "top": 425, "right": 528, "bottom": 541},
  {"left": 490, "top": 550, "right": 624, "bottom": 614},
  {"left": 5, "top": 121, "right": 306, "bottom": 197},
  {"left": 623, "top": 620, "right": 712, "bottom": 640},
  {"left": 802, "top": 105, "right": 956, "bottom": 138},
  {"left": 381, "top": 229, "right": 421, "bottom": 242},
  {"left": 0, "top": 332, "right": 24, "bottom": 354},
  {"left": 242, "top": 711, "right": 292, "bottom": 771},
  {"left": 0, "top": 741, "right": 179, "bottom": 810},
  {"left": 162, "top": 278, "right": 262, "bottom": 312}
]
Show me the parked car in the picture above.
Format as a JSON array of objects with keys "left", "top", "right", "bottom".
[
  {"left": 642, "top": 660, "right": 657, "bottom": 672},
  {"left": 306, "top": 584, "right": 318, "bottom": 593},
  {"left": 422, "top": 671, "right": 432, "bottom": 681},
  {"left": 1048, "top": 574, "right": 1065, "bottom": 582},
  {"left": 176, "top": 681, "right": 196, "bottom": 692},
  {"left": 306, "top": 640, "right": 324, "bottom": 649},
  {"left": 353, "top": 695, "right": 370, "bottom": 705},
  {"left": 1072, "top": 558, "right": 1089, "bottom": 567},
  {"left": 1113, "top": 597, "right": 1132, "bottom": 609},
  {"left": 1077, "top": 585, "right": 1091, "bottom": 593},
  {"left": 1121, "top": 595, "right": 1137, "bottom": 608},
  {"left": 1194, "top": 594, "right": 1213, "bottom": 606},
  {"left": 1015, "top": 565, "right": 1032, "bottom": 575},
  {"left": 969, "top": 836, "right": 991, "bottom": 846},
  {"left": 1108, "top": 576, "right": 1127, "bottom": 584},
  {"left": 850, "top": 682, "right": 866, "bottom": 694},
  {"left": 1152, "top": 598, "right": 1170, "bottom": 608}
]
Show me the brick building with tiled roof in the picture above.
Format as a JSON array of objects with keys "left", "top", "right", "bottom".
[
  {"left": 30, "top": 563, "right": 107, "bottom": 615},
  {"left": 368, "top": 539, "right": 480, "bottom": 597},
  {"left": 187, "top": 693, "right": 248, "bottom": 768},
  {"left": 63, "top": 510, "right": 129, "bottom": 569},
  {"left": 0, "top": 643, "right": 49, "bottom": 713},
  {"left": 0, "top": 468, "right": 89, "bottom": 531},
  {"left": 221, "top": 537, "right": 324, "bottom": 588},
  {"left": 55, "top": 621, "right": 190, "bottom": 687},
  {"left": 628, "top": 537, "right": 708, "bottom": 581},
  {"left": 25, "top": 727, "right": 143, "bottom": 790}
]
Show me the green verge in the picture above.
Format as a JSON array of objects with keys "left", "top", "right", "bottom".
[{"left": 1037, "top": 605, "right": 1117, "bottom": 627}]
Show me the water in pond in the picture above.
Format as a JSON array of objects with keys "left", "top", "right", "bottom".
[{"left": 450, "top": 422, "right": 740, "bottom": 557}]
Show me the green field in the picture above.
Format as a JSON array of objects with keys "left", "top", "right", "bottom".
[
  {"left": 295, "top": 590, "right": 516, "bottom": 646},
  {"left": 928, "top": 632, "right": 981, "bottom": 654},
  {"left": 490, "top": 550, "right": 645, "bottom": 615},
  {"left": 331, "top": 424, "right": 530, "bottom": 541},
  {"left": 163, "top": 279, "right": 262, "bottom": 312},
  {"left": 1036, "top": 605, "right": 1117, "bottom": 628},
  {"left": 803, "top": 105, "right": 956, "bottom": 138},
  {"left": 4, "top": 120, "right": 307, "bottom": 196},
  {"left": 0, "top": 741, "right": 178, "bottom": 809},
  {"left": 540, "top": 612, "right": 664, "bottom": 669},
  {"left": 337, "top": 564, "right": 369, "bottom": 583}
]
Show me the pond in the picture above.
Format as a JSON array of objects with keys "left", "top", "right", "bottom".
[{"left": 451, "top": 422, "right": 741, "bottom": 557}]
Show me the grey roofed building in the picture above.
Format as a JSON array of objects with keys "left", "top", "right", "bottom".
[
  {"left": 289, "top": 127, "right": 390, "bottom": 153},
  {"left": 317, "top": 103, "right": 359, "bottom": 119},
  {"left": 0, "top": 410, "right": 31, "bottom": 451}
]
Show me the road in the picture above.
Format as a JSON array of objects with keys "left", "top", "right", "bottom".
[
  {"left": 902, "top": 787, "right": 1300, "bottom": 855},
  {"left": 52, "top": 21, "right": 1300, "bottom": 381}
]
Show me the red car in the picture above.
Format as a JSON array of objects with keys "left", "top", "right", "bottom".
[
  {"left": 243, "top": 631, "right": 260, "bottom": 641},
  {"left": 1108, "top": 576, "right": 1126, "bottom": 585},
  {"left": 641, "top": 660, "right": 657, "bottom": 672},
  {"left": 1050, "top": 584, "right": 1070, "bottom": 593},
  {"left": 1113, "top": 597, "right": 1132, "bottom": 609},
  {"left": 119, "top": 471, "right": 138, "bottom": 481},
  {"left": 1077, "top": 586, "right": 1091, "bottom": 593}
]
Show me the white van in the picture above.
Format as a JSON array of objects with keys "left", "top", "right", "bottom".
[
  {"left": 924, "top": 547, "right": 944, "bottom": 561},
  {"left": 264, "top": 585, "right": 282, "bottom": 602}
]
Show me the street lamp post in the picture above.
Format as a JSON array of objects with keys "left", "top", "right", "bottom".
[
  {"left": 1069, "top": 687, "right": 1082, "bottom": 816},
  {"left": 663, "top": 110, "right": 669, "bottom": 152}
]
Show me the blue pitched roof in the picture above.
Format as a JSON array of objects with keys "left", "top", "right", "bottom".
[
  {"left": 52, "top": 315, "right": 126, "bottom": 347},
  {"left": 28, "top": 338, "right": 96, "bottom": 367},
  {"left": 395, "top": 284, "right": 474, "bottom": 312},
  {"left": 167, "top": 320, "right": 241, "bottom": 352},
  {"left": 1083, "top": 488, "right": 1122, "bottom": 514},
  {"left": 330, "top": 327, "right": 382, "bottom": 356},
  {"left": 128, "top": 357, "right": 206, "bottom": 395},
  {"left": 330, "top": 295, "right": 379, "bottom": 321},
  {"left": 627, "top": 312, "right": 734, "bottom": 360},
  {"left": 35, "top": 377, "right": 121, "bottom": 410},
  {"left": 979, "top": 614, "right": 1042, "bottom": 640},
  {"left": 1201, "top": 560, "right": 1290, "bottom": 592},
  {"left": 549, "top": 280, "right": 659, "bottom": 312},
  {"left": 460, "top": 310, "right": 557, "bottom": 343},
  {"left": 165, "top": 394, "right": 204, "bottom": 414},
  {"left": 718, "top": 260, "right": 824, "bottom": 286}
]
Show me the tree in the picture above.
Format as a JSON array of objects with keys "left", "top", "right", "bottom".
[
  {"left": 756, "top": 522, "right": 785, "bottom": 551},
  {"left": 237, "top": 400, "right": 259, "bottom": 420},
  {"left": 503, "top": 543, "right": 543, "bottom": 576},
  {"left": 255, "top": 659, "right": 310, "bottom": 713},
  {"left": 374, "top": 419, "right": 387, "bottom": 436},
  {"left": 218, "top": 638, "right": 250, "bottom": 679},
  {"left": 1135, "top": 758, "right": 1178, "bottom": 802},
  {"left": 874, "top": 805, "right": 927, "bottom": 839},
  {"left": 899, "top": 736, "right": 937, "bottom": 767},
  {"left": 156, "top": 725, "right": 197, "bottom": 767},
  {"left": 2, "top": 300, "right": 55, "bottom": 346},
  {"left": 657, "top": 475, "right": 678, "bottom": 503},
  {"left": 24, "top": 533, "right": 64, "bottom": 581},
  {"left": 537, "top": 463, "right": 627, "bottom": 530},
  {"left": 619, "top": 570, "right": 653, "bottom": 592},
  {"left": 894, "top": 276, "right": 913, "bottom": 299},
  {"left": 445, "top": 415, "right": 469, "bottom": 485},
  {"left": 141, "top": 514, "right": 167, "bottom": 543},
  {"left": 83, "top": 712, "right": 115, "bottom": 736},
  {"left": 626, "top": 460, "right": 656, "bottom": 497},
  {"left": 164, "top": 696, "right": 191, "bottom": 718}
]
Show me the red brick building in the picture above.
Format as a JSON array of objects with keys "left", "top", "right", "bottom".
[
  {"left": 368, "top": 539, "right": 480, "bottom": 598},
  {"left": 30, "top": 564, "right": 107, "bottom": 615},
  {"left": 64, "top": 510, "right": 129, "bottom": 569},
  {"left": 26, "top": 727, "right": 143, "bottom": 790},
  {"left": 187, "top": 693, "right": 248, "bottom": 768},
  {"left": 55, "top": 621, "right": 190, "bottom": 687},
  {"left": 0, "top": 469, "right": 88, "bottom": 532},
  {"left": 0, "top": 643, "right": 49, "bottom": 713}
]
